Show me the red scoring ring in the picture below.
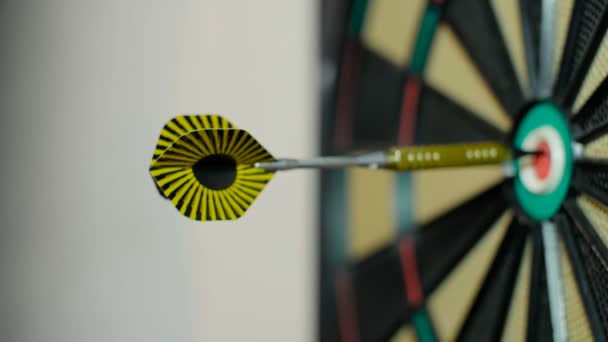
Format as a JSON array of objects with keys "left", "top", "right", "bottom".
[{"left": 534, "top": 141, "right": 551, "bottom": 180}]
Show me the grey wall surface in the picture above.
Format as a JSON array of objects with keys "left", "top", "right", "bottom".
[{"left": 1, "top": 1, "right": 316, "bottom": 341}]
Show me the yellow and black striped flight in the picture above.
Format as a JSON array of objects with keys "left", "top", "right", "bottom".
[
  {"left": 151, "top": 114, "right": 236, "bottom": 198},
  {"left": 152, "top": 114, "right": 235, "bottom": 159},
  {"left": 150, "top": 115, "right": 275, "bottom": 221}
]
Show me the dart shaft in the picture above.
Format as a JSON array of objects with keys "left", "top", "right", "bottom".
[{"left": 255, "top": 152, "right": 386, "bottom": 170}]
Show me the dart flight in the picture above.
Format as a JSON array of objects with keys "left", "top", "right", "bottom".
[{"left": 150, "top": 114, "right": 521, "bottom": 221}]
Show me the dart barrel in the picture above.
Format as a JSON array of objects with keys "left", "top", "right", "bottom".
[{"left": 384, "top": 142, "right": 509, "bottom": 171}]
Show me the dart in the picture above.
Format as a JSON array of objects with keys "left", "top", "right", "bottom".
[{"left": 150, "top": 114, "right": 531, "bottom": 221}]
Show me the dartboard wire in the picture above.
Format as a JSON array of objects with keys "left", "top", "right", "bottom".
[
  {"left": 519, "top": 0, "right": 541, "bottom": 97},
  {"left": 538, "top": 0, "right": 557, "bottom": 98},
  {"left": 541, "top": 220, "right": 568, "bottom": 341},
  {"left": 556, "top": 213, "right": 608, "bottom": 341}
]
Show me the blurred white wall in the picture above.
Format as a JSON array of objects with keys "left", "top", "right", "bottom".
[{"left": 1, "top": 1, "right": 317, "bottom": 341}]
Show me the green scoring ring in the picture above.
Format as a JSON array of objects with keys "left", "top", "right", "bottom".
[{"left": 513, "top": 102, "right": 573, "bottom": 221}]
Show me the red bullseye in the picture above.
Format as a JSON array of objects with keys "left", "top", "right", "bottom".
[{"left": 534, "top": 141, "right": 551, "bottom": 180}]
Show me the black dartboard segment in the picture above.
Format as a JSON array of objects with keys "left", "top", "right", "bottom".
[
  {"left": 415, "top": 84, "right": 506, "bottom": 144},
  {"left": 352, "top": 48, "right": 404, "bottom": 149},
  {"left": 526, "top": 227, "right": 554, "bottom": 342},
  {"left": 352, "top": 247, "right": 409, "bottom": 342},
  {"left": 415, "top": 183, "right": 509, "bottom": 295},
  {"left": 456, "top": 221, "right": 528, "bottom": 342}
]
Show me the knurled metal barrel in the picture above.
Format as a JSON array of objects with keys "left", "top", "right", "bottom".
[{"left": 384, "top": 142, "right": 509, "bottom": 171}]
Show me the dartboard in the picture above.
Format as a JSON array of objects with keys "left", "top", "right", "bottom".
[{"left": 317, "top": 0, "right": 608, "bottom": 341}]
